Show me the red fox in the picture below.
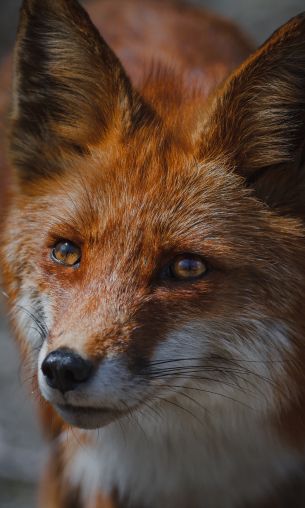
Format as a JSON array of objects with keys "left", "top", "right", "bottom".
[{"left": 1, "top": 0, "right": 305, "bottom": 506}]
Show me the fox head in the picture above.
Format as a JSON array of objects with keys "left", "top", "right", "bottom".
[{"left": 1, "top": 0, "right": 305, "bottom": 438}]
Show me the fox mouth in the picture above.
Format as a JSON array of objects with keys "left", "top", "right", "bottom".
[{"left": 56, "top": 403, "right": 126, "bottom": 429}]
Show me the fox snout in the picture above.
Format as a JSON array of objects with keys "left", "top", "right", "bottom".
[
  {"left": 37, "top": 337, "right": 153, "bottom": 430},
  {"left": 39, "top": 348, "right": 120, "bottom": 429}
]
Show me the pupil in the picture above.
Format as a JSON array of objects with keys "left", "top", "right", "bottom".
[
  {"left": 179, "top": 259, "right": 198, "bottom": 272},
  {"left": 60, "top": 243, "right": 71, "bottom": 256}
]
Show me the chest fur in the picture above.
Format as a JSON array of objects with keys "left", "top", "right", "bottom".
[{"left": 65, "top": 406, "right": 301, "bottom": 508}]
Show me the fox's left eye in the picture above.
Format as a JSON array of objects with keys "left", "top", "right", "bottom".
[
  {"left": 168, "top": 255, "right": 208, "bottom": 281},
  {"left": 51, "top": 241, "right": 81, "bottom": 267}
]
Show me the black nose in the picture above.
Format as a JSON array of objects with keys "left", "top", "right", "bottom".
[{"left": 41, "top": 348, "right": 94, "bottom": 393}]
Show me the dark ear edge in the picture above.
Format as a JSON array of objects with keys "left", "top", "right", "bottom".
[
  {"left": 200, "top": 12, "right": 305, "bottom": 215},
  {"left": 10, "top": 0, "right": 137, "bottom": 181}
]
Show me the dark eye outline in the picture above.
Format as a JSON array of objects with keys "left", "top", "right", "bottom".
[
  {"left": 50, "top": 240, "right": 82, "bottom": 268},
  {"left": 161, "top": 254, "right": 210, "bottom": 282}
]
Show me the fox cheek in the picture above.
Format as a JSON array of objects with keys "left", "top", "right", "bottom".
[{"left": 14, "top": 290, "right": 51, "bottom": 354}]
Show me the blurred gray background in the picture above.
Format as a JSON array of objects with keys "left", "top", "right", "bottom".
[{"left": 0, "top": 0, "right": 305, "bottom": 507}]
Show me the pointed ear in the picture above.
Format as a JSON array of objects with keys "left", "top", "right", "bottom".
[
  {"left": 202, "top": 13, "right": 305, "bottom": 215},
  {"left": 11, "top": 0, "right": 134, "bottom": 180}
]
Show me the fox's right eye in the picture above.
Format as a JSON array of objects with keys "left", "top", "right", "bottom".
[
  {"left": 51, "top": 241, "right": 81, "bottom": 267},
  {"left": 169, "top": 255, "right": 208, "bottom": 281}
]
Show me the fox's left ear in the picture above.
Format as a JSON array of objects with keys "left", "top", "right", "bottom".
[
  {"left": 10, "top": 0, "right": 137, "bottom": 181},
  {"left": 202, "top": 13, "right": 305, "bottom": 215}
]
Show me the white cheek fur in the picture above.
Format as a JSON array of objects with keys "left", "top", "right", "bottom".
[
  {"left": 151, "top": 318, "right": 292, "bottom": 414},
  {"left": 14, "top": 294, "right": 45, "bottom": 350},
  {"left": 14, "top": 290, "right": 53, "bottom": 347}
]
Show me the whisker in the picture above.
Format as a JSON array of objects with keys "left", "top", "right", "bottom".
[
  {"left": 150, "top": 356, "right": 286, "bottom": 367},
  {"left": 147, "top": 359, "right": 286, "bottom": 400},
  {"left": 161, "top": 383, "right": 255, "bottom": 411},
  {"left": 1, "top": 289, "right": 9, "bottom": 299},
  {"left": 141, "top": 399, "right": 164, "bottom": 423},
  {"left": 153, "top": 395, "right": 206, "bottom": 429},
  {"left": 14, "top": 303, "right": 48, "bottom": 341},
  {"left": 163, "top": 386, "right": 210, "bottom": 416}
]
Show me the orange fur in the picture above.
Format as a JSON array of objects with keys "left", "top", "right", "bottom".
[{"left": 1, "top": 1, "right": 305, "bottom": 507}]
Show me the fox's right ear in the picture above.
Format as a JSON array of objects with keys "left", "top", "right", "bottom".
[
  {"left": 202, "top": 13, "right": 305, "bottom": 215},
  {"left": 10, "top": 0, "right": 136, "bottom": 181}
]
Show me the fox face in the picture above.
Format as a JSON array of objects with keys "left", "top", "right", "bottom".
[{"left": 1, "top": 0, "right": 305, "bottom": 445}]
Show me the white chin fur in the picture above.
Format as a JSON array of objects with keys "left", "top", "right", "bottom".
[{"left": 54, "top": 404, "right": 121, "bottom": 429}]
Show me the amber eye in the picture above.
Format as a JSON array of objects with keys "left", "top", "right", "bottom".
[
  {"left": 169, "top": 255, "right": 208, "bottom": 281},
  {"left": 51, "top": 241, "right": 81, "bottom": 267}
]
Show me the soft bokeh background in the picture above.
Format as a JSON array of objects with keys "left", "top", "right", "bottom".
[{"left": 0, "top": 0, "right": 304, "bottom": 506}]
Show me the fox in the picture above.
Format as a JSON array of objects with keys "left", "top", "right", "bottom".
[{"left": 1, "top": 0, "right": 305, "bottom": 506}]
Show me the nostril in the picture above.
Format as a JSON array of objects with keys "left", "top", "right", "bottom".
[
  {"left": 41, "top": 361, "right": 55, "bottom": 383},
  {"left": 70, "top": 359, "right": 93, "bottom": 383},
  {"left": 41, "top": 348, "right": 94, "bottom": 393},
  {"left": 64, "top": 356, "right": 93, "bottom": 385}
]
